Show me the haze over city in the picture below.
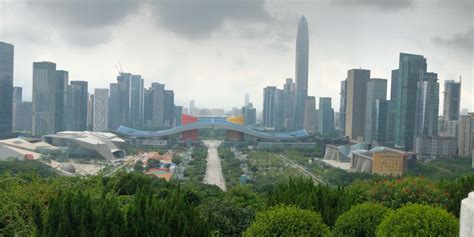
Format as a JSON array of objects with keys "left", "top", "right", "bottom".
[{"left": 1, "top": 0, "right": 472, "bottom": 111}]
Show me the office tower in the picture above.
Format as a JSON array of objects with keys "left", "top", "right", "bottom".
[
  {"left": 390, "top": 69, "right": 399, "bottom": 101},
  {"left": 65, "top": 84, "right": 81, "bottom": 130},
  {"left": 415, "top": 72, "right": 439, "bottom": 137},
  {"left": 93, "top": 89, "right": 109, "bottom": 132},
  {"left": 87, "top": 94, "right": 94, "bottom": 131},
  {"left": 443, "top": 80, "right": 461, "bottom": 121},
  {"left": 319, "top": 97, "right": 335, "bottom": 135},
  {"left": 0, "top": 42, "right": 14, "bottom": 139},
  {"left": 55, "top": 70, "right": 68, "bottom": 132},
  {"left": 395, "top": 53, "right": 427, "bottom": 150},
  {"left": 70, "top": 81, "right": 88, "bottom": 131},
  {"left": 108, "top": 83, "right": 120, "bottom": 130},
  {"left": 32, "top": 62, "right": 57, "bottom": 137},
  {"left": 384, "top": 100, "right": 397, "bottom": 145},
  {"left": 294, "top": 16, "right": 309, "bottom": 130},
  {"left": 373, "top": 99, "right": 389, "bottom": 144},
  {"left": 244, "top": 93, "right": 250, "bottom": 107},
  {"left": 175, "top": 106, "right": 183, "bottom": 126},
  {"left": 242, "top": 103, "right": 257, "bottom": 126},
  {"left": 263, "top": 86, "right": 284, "bottom": 129},
  {"left": 283, "top": 78, "right": 296, "bottom": 129},
  {"left": 303, "top": 96, "right": 316, "bottom": 133},
  {"left": 339, "top": 80, "right": 347, "bottom": 134},
  {"left": 458, "top": 113, "right": 474, "bottom": 158},
  {"left": 365, "top": 78, "right": 388, "bottom": 143},
  {"left": 13, "top": 101, "right": 32, "bottom": 132},
  {"left": 150, "top": 83, "right": 165, "bottom": 128},
  {"left": 344, "top": 69, "right": 370, "bottom": 141},
  {"left": 164, "top": 90, "right": 175, "bottom": 127},
  {"left": 189, "top": 100, "right": 195, "bottom": 115},
  {"left": 130, "top": 75, "right": 144, "bottom": 127},
  {"left": 13, "top": 87, "right": 22, "bottom": 102}
]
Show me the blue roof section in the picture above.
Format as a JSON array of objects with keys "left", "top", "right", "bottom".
[{"left": 116, "top": 117, "right": 310, "bottom": 141}]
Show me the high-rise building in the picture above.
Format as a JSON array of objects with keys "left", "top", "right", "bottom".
[
  {"left": 415, "top": 72, "right": 439, "bottom": 137},
  {"left": 114, "top": 73, "right": 144, "bottom": 128},
  {"left": 189, "top": 100, "right": 195, "bottom": 116},
  {"left": 164, "top": 90, "right": 175, "bottom": 127},
  {"left": 294, "top": 16, "right": 309, "bottom": 130},
  {"left": 283, "top": 78, "right": 296, "bottom": 129},
  {"left": 55, "top": 70, "right": 68, "bottom": 132},
  {"left": 458, "top": 113, "right": 474, "bottom": 164},
  {"left": 318, "top": 97, "right": 335, "bottom": 135},
  {"left": 32, "top": 62, "right": 57, "bottom": 137},
  {"left": 65, "top": 84, "right": 81, "bottom": 131},
  {"left": 130, "top": 75, "right": 144, "bottom": 127},
  {"left": 339, "top": 80, "right": 347, "bottom": 134},
  {"left": 390, "top": 69, "right": 399, "bottom": 101},
  {"left": 443, "top": 80, "right": 461, "bottom": 121},
  {"left": 175, "top": 106, "right": 183, "bottom": 126},
  {"left": 93, "top": 89, "right": 109, "bottom": 132},
  {"left": 374, "top": 99, "right": 389, "bottom": 144},
  {"left": 13, "top": 87, "right": 22, "bottom": 102},
  {"left": 108, "top": 83, "right": 120, "bottom": 130},
  {"left": 87, "top": 94, "right": 94, "bottom": 131},
  {"left": 395, "top": 53, "right": 427, "bottom": 150},
  {"left": 242, "top": 103, "right": 257, "bottom": 126},
  {"left": 263, "top": 86, "right": 284, "bottom": 129},
  {"left": 344, "top": 69, "right": 370, "bottom": 141},
  {"left": 0, "top": 42, "right": 14, "bottom": 139},
  {"left": 70, "top": 81, "right": 88, "bottom": 131},
  {"left": 244, "top": 93, "right": 250, "bottom": 107},
  {"left": 365, "top": 78, "right": 387, "bottom": 143},
  {"left": 303, "top": 96, "right": 316, "bottom": 133}
]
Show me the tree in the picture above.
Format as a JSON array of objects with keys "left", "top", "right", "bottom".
[
  {"left": 333, "top": 203, "right": 392, "bottom": 237},
  {"left": 133, "top": 160, "right": 144, "bottom": 173},
  {"left": 376, "top": 204, "right": 458, "bottom": 236},
  {"left": 244, "top": 205, "right": 329, "bottom": 237}
]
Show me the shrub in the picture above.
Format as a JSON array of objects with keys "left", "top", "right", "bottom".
[
  {"left": 332, "top": 203, "right": 392, "bottom": 237},
  {"left": 244, "top": 205, "right": 329, "bottom": 237},
  {"left": 376, "top": 204, "right": 458, "bottom": 236}
]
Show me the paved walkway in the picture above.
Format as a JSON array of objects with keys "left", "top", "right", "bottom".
[{"left": 203, "top": 140, "right": 226, "bottom": 191}]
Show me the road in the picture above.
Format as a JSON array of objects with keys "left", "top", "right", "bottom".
[
  {"left": 203, "top": 140, "right": 226, "bottom": 191},
  {"left": 278, "top": 154, "right": 327, "bottom": 185}
]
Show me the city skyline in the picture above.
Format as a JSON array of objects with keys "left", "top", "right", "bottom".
[{"left": 0, "top": 0, "right": 471, "bottom": 111}]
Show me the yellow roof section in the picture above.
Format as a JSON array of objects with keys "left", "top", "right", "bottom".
[{"left": 227, "top": 115, "right": 244, "bottom": 125}]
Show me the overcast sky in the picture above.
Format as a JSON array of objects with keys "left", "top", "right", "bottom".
[{"left": 1, "top": 0, "right": 473, "bottom": 112}]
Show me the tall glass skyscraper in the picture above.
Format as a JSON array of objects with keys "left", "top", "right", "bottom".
[
  {"left": 443, "top": 80, "right": 461, "bottom": 121},
  {"left": 395, "top": 53, "right": 427, "bottom": 150},
  {"left": 0, "top": 42, "right": 14, "bottom": 139},
  {"left": 33, "top": 62, "right": 57, "bottom": 137},
  {"left": 293, "top": 16, "right": 309, "bottom": 130}
]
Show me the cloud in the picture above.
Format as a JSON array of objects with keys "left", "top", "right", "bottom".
[
  {"left": 26, "top": 0, "right": 143, "bottom": 46},
  {"left": 333, "top": 0, "right": 413, "bottom": 10},
  {"left": 432, "top": 27, "right": 474, "bottom": 52},
  {"left": 148, "top": 0, "right": 272, "bottom": 39}
]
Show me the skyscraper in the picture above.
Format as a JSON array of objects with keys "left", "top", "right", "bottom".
[
  {"left": 244, "top": 93, "right": 250, "bottom": 107},
  {"left": 0, "top": 42, "right": 14, "bottom": 139},
  {"left": 458, "top": 113, "right": 474, "bottom": 166},
  {"left": 164, "top": 90, "right": 175, "bottom": 127},
  {"left": 390, "top": 69, "right": 399, "bottom": 101},
  {"left": 108, "top": 83, "right": 120, "bottom": 130},
  {"left": 263, "top": 86, "right": 284, "bottom": 129},
  {"left": 65, "top": 84, "right": 81, "bottom": 131},
  {"left": 175, "top": 106, "right": 183, "bottom": 126},
  {"left": 395, "top": 53, "right": 427, "bottom": 150},
  {"left": 32, "top": 62, "right": 57, "bottom": 137},
  {"left": 318, "top": 97, "right": 335, "bottom": 135},
  {"left": 283, "top": 78, "right": 296, "bottom": 129},
  {"left": 55, "top": 70, "right": 68, "bottom": 132},
  {"left": 93, "top": 89, "right": 109, "bottom": 132},
  {"left": 443, "top": 80, "right": 461, "bottom": 121},
  {"left": 70, "top": 81, "right": 88, "bottom": 131},
  {"left": 364, "top": 78, "right": 387, "bottom": 143},
  {"left": 303, "top": 96, "right": 316, "bottom": 133},
  {"left": 345, "top": 69, "right": 370, "bottom": 141},
  {"left": 339, "top": 80, "right": 347, "bottom": 134},
  {"left": 130, "top": 74, "right": 144, "bottom": 127},
  {"left": 294, "top": 16, "right": 309, "bottom": 130},
  {"left": 13, "top": 87, "right": 22, "bottom": 102},
  {"left": 415, "top": 72, "right": 439, "bottom": 137},
  {"left": 242, "top": 103, "right": 257, "bottom": 126}
]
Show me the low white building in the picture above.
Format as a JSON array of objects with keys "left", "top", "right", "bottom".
[
  {"left": 0, "top": 138, "right": 68, "bottom": 160},
  {"left": 43, "top": 131, "right": 126, "bottom": 161}
]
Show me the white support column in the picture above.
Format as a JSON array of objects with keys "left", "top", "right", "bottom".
[{"left": 460, "top": 192, "right": 474, "bottom": 237}]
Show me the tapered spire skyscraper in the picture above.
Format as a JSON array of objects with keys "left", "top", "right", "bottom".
[{"left": 293, "top": 15, "right": 309, "bottom": 129}]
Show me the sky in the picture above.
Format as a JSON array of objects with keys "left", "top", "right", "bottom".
[{"left": 1, "top": 0, "right": 473, "bottom": 112}]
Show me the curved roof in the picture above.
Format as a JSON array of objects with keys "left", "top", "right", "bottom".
[{"left": 116, "top": 117, "right": 310, "bottom": 141}]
